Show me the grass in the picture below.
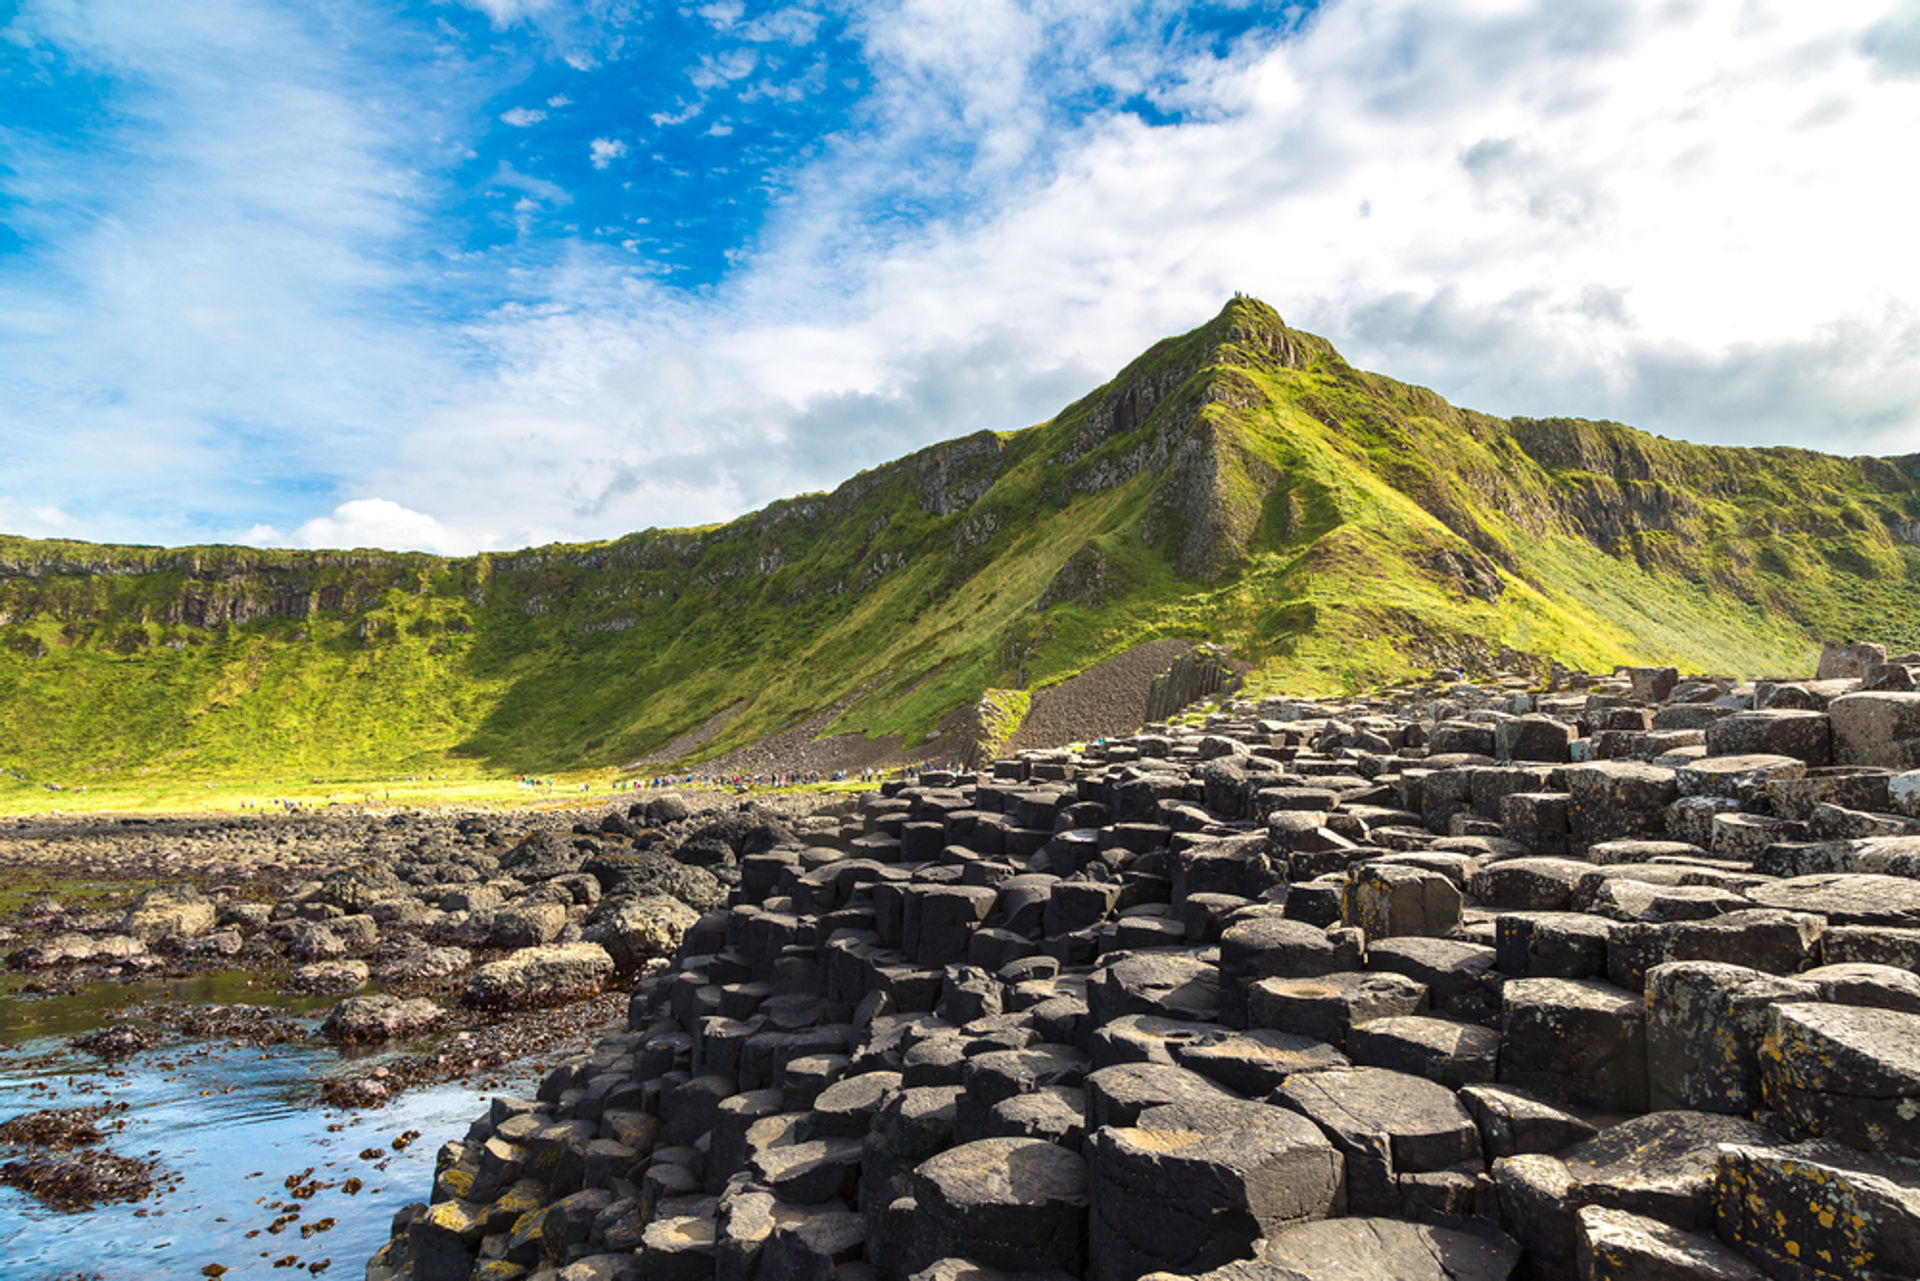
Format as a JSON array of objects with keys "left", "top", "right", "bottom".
[{"left": 2, "top": 296, "right": 1917, "bottom": 795}]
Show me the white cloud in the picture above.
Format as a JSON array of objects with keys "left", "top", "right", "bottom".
[
  {"left": 650, "top": 102, "right": 702, "bottom": 127},
  {"left": 546, "top": 93, "right": 572, "bottom": 108},
  {"left": 491, "top": 161, "right": 571, "bottom": 205},
  {"left": 373, "top": 0, "right": 1920, "bottom": 556},
  {"left": 689, "top": 48, "right": 757, "bottom": 90},
  {"left": 8, "top": 0, "right": 1920, "bottom": 561},
  {"left": 500, "top": 105, "right": 546, "bottom": 126},
  {"left": 0, "top": 500, "right": 86, "bottom": 540},
  {"left": 0, "top": 0, "right": 468, "bottom": 547},
  {"left": 294, "top": 499, "right": 476, "bottom": 555},
  {"left": 459, "top": 0, "right": 557, "bottom": 29},
  {"left": 589, "top": 136, "right": 627, "bottom": 168}
]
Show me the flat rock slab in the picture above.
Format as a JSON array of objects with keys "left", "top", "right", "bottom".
[
  {"left": 1083, "top": 1061, "right": 1236, "bottom": 1129},
  {"left": 909, "top": 1262, "right": 1075, "bottom": 1281},
  {"left": 1560, "top": 1110, "right": 1786, "bottom": 1231},
  {"left": 1761, "top": 1001, "right": 1920, "bottom": 1159},
  {"left": 1458, "top": 1085, "right": 1597, "bottom": 1159},
  {"left": 1575, "top": 1206, "right": 1763, "bottom": 1281},
  {"left": 964, "top": 1045, "right": 1091, "bottom": 1109},
  {"left": 1172, "top": 1028, "right": 1350, "bottom": 1096},
  {"left": 911, "top": 1137, "right": 1088, "bottom": 1275},
  {"left": 1086, "top": 1097, "right": 1342, "bottom": 1281},
  {"left": 1468, "top": 859, "right": 1596, "bottom": 912},
  {"left": 1247, "top": 971, "right": 1427, "bottom": 1051},
  {"left": 748, "top": 1137, "right": 863, "bottom": 1204},
  {"left": 1714, "top": 1139, "right": 1920, "bottom": 1281},
  {"left": 1276, "top": 1066, "right": 1480, "bottom": 1215},
  {"left": 1498, "top": 977, "right": 1648, "bottom": 1112},
  {"left": 1251, "top": 1217, "right": 1521, "bottom": 1281},
  {"left": 1747, "top": 873, "right": 1920, "bottom": 926},
  {"left": 1346, "top": 1015, "right": 1498, "bottom": 1089},
  {"left": 1088, "top": 953, "right": 1221, "bottom": 1025},
  {"left": 985, "top": 1085, "right": 1087, "bottom": 1149}
]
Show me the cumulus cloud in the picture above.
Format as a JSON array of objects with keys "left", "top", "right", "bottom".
[
  {"left": 294, "top": 499, "right": 476, "bottom": 555},
  {"left": 385, "top": 0, "right": 1920, "bottom": 559},
  {"left": 0, "top": 500, "right": 86, "bottom": 540},
  {"left": 500, "top": 106, "right": 547, "bottom": 126},
  {"left": 6, "top": 0, "right": 1920, "bottom": 559}
]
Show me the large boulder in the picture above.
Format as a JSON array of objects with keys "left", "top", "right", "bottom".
[
  {"left": 463, "top": 943, "right": 614, "bottom": 1007},
  {"left": 120, "top": 885, "right": 216, "bottom": 940},
  {"left": 500, "top": 831, "right": 586, "bottom": 881},
  {"left": 1564, "top": 762, "right": 1679, "bottom": 847},
  {"left": 315, "top": 864, "right": 407, "bottom": 913},
  {"left": 1829, "top": 692, "right": 1920, "bottom": 770},
  {"left": 585, "top": 894, "right": 699, "bottom": 970},
  {"left": 374, "top": 946, "right": 472, "bottom": 984},
  {"left": 584, "top": 851, "right": 725, "bottom": 910},
  {"left": 322, "top": 994, "right": 446, "bottom": 1043}
]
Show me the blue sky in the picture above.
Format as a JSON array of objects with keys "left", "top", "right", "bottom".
[{"left": 3, "top": 0, "right": 1919, "bottom": 554}]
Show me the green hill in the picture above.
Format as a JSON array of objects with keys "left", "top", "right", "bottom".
[{"left": 4, "top": 296, "right": 1918, "bottom": 783}]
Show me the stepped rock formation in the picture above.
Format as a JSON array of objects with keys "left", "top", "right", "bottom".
[
  {"left": 366, "top": 658, "right": 1920, "bottom": 1281},
  {"left": 3, "top": 298, "right": 1919, "bottom": 780}
]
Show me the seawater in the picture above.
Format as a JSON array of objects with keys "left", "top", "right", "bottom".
[{"left": 0, "top": 980, "right": 530, "bottom": 1281}]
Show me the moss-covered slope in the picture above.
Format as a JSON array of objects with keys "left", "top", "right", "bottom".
[{"left": 4, "top": 297, "right": 1917, "bottom": 781}]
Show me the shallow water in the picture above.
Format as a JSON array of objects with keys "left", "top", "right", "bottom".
[{"left": 0, "top": 987, "right": 533, "bottom": 1281}]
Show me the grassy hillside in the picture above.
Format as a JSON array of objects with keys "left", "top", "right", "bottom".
[{"left": 3, "top": 297, "right": 1917, "bottom": 785}]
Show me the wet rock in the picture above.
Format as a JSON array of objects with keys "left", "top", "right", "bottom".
[
  {"left": 288, "top": 958, "right": 371, "bottom": 994},
  {"left": 322, "top": 994, "right": 447, "bottom": 1043},
  {"left": 464, "top": 943, "right": 615, "bottom": 1008},
  {"left": 120, "top": 884, "right": 215, "bottom": 940},
  {"left": 68, "top": 1022, "right": 167, "bottom": 1059}
]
